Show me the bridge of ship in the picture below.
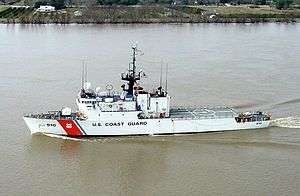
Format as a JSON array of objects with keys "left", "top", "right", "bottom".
[{"left": 169, "top": 107, "right": 238, "bottom": 120}]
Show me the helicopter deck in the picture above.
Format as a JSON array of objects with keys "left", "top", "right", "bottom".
[{"left": 169, "top": 107, "right": 237, "bottom": 120}]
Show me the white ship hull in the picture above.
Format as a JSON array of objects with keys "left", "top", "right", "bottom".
[
  {"left": 23, "top": 116, "right": 270, "bottom": 136},
  {"left": 23, "top": 46, "right": 271, "bottom": 137}
]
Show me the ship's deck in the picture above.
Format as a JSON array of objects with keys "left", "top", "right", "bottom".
[
  {"left": 25, "top": 107, "right": 238, "bottom": 120},
  {"left": 24, "top": 112, "right": 77, "bottom": 120},
  {"left": 169, "top": 107, "right": 238, "bottom": 119}
]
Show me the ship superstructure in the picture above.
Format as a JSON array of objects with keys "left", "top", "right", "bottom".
[
  {"left": 23, "top": 46, "right": 271, "bottom": 136},
  {"left": 78, "top": 45, "right": 170, "bottom": 120}
]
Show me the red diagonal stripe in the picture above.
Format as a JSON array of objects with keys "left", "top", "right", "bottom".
[{"left": 57, "top": 120, "right": 82, "bottom": 136}]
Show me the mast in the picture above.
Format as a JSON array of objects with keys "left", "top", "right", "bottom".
[
  {"left": 81, "top": 61, "right": 84, "bottom": 90},
  {"left": 132, "top": 45, "right": 136, "bottom": 79},
  {"left": 80, "top": 60, "right": 86, "bottom": 98},
  {"left": 121, "top": 45, "right": 141, "bottom": 96},
  {"left": 85, "top": 62, "right": 88, "bottom": 83},
  {"left": 165, "top": 63, "right": 168, "bottom": 94},
  {"left": 158, "top": 60, "right": 163, "bottom": 95},
  {"left": 160, "top": 60, "right": 163, "bottom": 88}
]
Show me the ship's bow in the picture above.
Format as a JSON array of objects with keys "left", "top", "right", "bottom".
[{"left": 23, "top": 116, "right": 42, "bottom": 135}]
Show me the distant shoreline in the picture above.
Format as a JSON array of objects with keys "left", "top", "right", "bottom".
[
  {"left": 0, "top": 5, "right": 299, "bottom": 24},
  {"left": 1, "top": 18, "right": 299, "bottom": 24},
  {"left": 1, "top": 20, "right": 299, "bottom": 24}
]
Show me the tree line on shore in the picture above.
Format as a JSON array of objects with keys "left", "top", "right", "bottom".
[{"left": 16, "top": 0, "right": 296, "bottom": 10}]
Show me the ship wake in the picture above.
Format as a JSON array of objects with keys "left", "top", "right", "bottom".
[
  {"left": 43, "top": 133, "right": 84, "bottom": 141},
  {"left": 42, "top": 133, "right": 134, "bottom": 142},
  {"left": 271, "top": 116, "right": 300, "bottom": 129}
]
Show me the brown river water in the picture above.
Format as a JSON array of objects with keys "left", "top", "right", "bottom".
[{"left": 0, "top": 23, "right": 300, "bottom": 195}]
